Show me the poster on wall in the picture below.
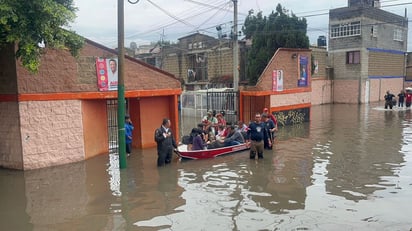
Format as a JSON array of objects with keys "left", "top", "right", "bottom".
[
  {"left": 95, "top": 58, "right": 118, "bottom": 91},
  {"left": 298, "top": 55, "right": 309, "bottom": 87},
  {"left": 272, "top": 70, "right": 283, "bottom": 91}
]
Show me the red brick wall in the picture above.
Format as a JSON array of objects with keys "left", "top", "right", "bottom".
[
  {"left": 16, "top": 41, "right": 181, "bottom": 94},
  {"left": 256, "top": 48, "right": 312, "bottom": 91}
]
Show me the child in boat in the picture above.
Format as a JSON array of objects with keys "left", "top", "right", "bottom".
[{"left": 215, "top": 124, "right": 226, "bottom": 140}]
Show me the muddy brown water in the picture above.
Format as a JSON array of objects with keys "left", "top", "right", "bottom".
[{"left": 1, "top": 104, "right": 412, "bottom": 230}]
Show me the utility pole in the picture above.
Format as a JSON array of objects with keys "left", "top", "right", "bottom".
[
  {"left": 118, "top": 0, "right": 127, "bottom": 169},
  {"left": 232, "top": 0, "right": 239, "bottom": 91}
]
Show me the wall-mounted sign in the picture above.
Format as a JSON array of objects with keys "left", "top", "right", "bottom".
[
  {"left": 272, "top": 70, "right": 283, "bottom": 91},
  {"left": 298, "top": 55, "right": 309, "bottom": 87},
  {"left": 96, "top": 58, "right": 118, "bottom": 91}
]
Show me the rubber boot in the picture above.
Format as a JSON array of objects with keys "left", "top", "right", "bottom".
[{"left": 258, "top": 152, "right": 264, "bottom": 159}]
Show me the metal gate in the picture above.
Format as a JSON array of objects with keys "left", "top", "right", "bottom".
[
  {"left": 206, "top": 90, "right": 239, "bottom": 124},
  {"left": 107, "top": 100, "right": 118, "bottom": 153}
]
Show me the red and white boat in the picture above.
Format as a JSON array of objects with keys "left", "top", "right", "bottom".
[{"left": 175, "top": 142, "right": 250, "bottom": 160}]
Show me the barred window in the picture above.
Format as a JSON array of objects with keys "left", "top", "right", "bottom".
[{"left": 331, "top": 21, "right": 361, "bottom": 38}]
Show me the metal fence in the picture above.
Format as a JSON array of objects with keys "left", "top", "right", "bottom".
[
  {"left": 180, "top": 88, "right": 239, "bottom": 124},
  {"left": 106, "top": 99, "right": 118, "bottom": 152}
]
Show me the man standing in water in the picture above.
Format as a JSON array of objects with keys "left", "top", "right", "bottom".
[
  {"left": 247, "top": 113, "right": 271, "bottom": 159},
  {"left": 384, "top": 90, "right": 395, "bottom": 109},
  {"left": 125, "top": 115, "right": 134, "bottom": 157},
  {"left": 154, "top": 118, "right": 177, "bottom": 166}
]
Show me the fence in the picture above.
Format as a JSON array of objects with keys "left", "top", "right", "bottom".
[{"left": 180, "top": 88, "right": 239, "bottom": 124}]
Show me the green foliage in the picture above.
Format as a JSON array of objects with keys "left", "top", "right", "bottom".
[
  {"left": 242, "top": 3, "right": 309, "bottom": 85},
  {"left": 0, "top": 0, "right": 84, "bottom": 73}
]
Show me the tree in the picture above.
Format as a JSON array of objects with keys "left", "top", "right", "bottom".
[
  {"left": 0, "top": 0, "right": 84, "bottom": 73},
  {"left": 242, "top": 3, "right": 309, "bottom": 85}
]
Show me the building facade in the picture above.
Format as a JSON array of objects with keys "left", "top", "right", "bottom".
[
  {"left": 161, "top": 33, "right": 247, "bottom": 91},
  {"left": 0, "top": 39, "right": 181, "bottom": 170},
  {"left": 328, "top": 0, "right": 408, "bottom": 103}
]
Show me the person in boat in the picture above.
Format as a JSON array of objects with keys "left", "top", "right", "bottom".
[
  {"left": 215, "top": 124, "right": 226, "bottom": 140},
  {"left": 247, "top": 112, "right": 271, "bottom": 159},
  {"left": 384, "top": 90, "right": 395, "bottom": 109},
  {"left": 236, "top": 120, "right": 249, "bottom": 141},
  {"left": 215, "top": 113, "right": 226, "bottom": 131},
  {"left": 191, "top": 128, "right": 207, "bottom": 150},
  {"left": 221, "top": 124, "right": 245, "bottom": 147},
  {"left": 202, "top": 110, "right": 218, "bottom": 134}
]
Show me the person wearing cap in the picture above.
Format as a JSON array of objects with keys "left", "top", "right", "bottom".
[
  {"left": 263, "top": 107, "right": 278, "bottom": 132},
  {"left": 262, "top": 113, "right": 275, "bottom": 150},
  {"left": 202, "top": 109, "right": 218, "bottom": 134},
  {"left": 125, "top": 115, "right": 134, "bottom": 157}
]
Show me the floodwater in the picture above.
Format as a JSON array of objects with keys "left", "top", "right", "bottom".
[{"left": 1, "top": 104, "right": 412, "bottom": 231}]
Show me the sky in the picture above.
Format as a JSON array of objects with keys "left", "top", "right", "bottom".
[{"left": 70, "top": 0, "right": 412, "bottom": 50}]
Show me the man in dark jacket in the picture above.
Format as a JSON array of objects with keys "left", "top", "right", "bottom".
[
  {"left": 154, "top": 118, "right": 177, "bottom": 167},
  {"left": 247, "top": 113, "right": 271, "bottom": 159},
  {"left": 384, "top": 90, "right": 395, "bottom": 109}
]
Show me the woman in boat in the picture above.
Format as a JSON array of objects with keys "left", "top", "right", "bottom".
[{"left": 191, "top": 128, "right": 207, "bottom": 150}]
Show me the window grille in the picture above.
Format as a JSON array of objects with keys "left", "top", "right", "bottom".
[{"left": 331, "top": 21, "right": 361, "bottom": 38}]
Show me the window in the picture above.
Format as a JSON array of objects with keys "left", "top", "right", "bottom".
[
  {"left": 394, "top": 28, "right": 403, "bottom": 41},
  {"left": 331, "top": 21, "right": 361, "bottom": 38},
  {"left": 371, "top": 25, "right": 378, "bottom": 37},
  {"left": 347, "top": 51, "right": 360, "bottom": 64},
  {"left": 188, "top": 43, "right": 193, "bottom": 50}
]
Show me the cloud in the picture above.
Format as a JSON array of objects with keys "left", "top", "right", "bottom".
[{"left": 71, "top": 0, "right": 412, "bottom": 50}]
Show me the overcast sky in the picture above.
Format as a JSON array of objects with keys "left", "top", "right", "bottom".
[{"left": 70, "top": 0, "right": 412, "bottom": 50}]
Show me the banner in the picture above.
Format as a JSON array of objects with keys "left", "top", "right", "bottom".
[
  {"left": 298, "top": 55, "right": 309, "bottom": 87},
  {"left": 272, "top": 70, "right": 283, "bottom": 91},
  {"left": 96, "top": 58, "right": 118, "bottom": 91}
]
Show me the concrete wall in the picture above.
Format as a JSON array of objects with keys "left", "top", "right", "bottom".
[
  {"left": 311, "top": 79, "right": 333, "bottom": 105},
  {"left": 19, "top": 100, "right": 84, "bottom": 170},
  {"left": 0, "top": 39, "right": 181, "bottom": 170}
]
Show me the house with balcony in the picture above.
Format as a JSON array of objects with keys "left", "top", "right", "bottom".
[
  {"left": 328, "top": 0, "right": 408, "bottom": 103},
  {"left": 161, "top": 33, "right": 247, "bottom": 91}
]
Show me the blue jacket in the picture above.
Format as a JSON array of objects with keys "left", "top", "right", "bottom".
[{"left": 125, "top": 122, "right": 134, "bottom": 144}]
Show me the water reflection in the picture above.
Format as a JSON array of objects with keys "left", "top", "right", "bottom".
[{"left": 1, "top": 104, "right": 412, "bottom": 230}]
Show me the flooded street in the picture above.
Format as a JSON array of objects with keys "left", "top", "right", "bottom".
[{"left": 1, "top": 104, "right": 412, "bottom": 230}]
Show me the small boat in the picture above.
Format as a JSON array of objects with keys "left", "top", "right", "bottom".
[{"left": 175, "top": 142, "right": 250, "bottom": 160}]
